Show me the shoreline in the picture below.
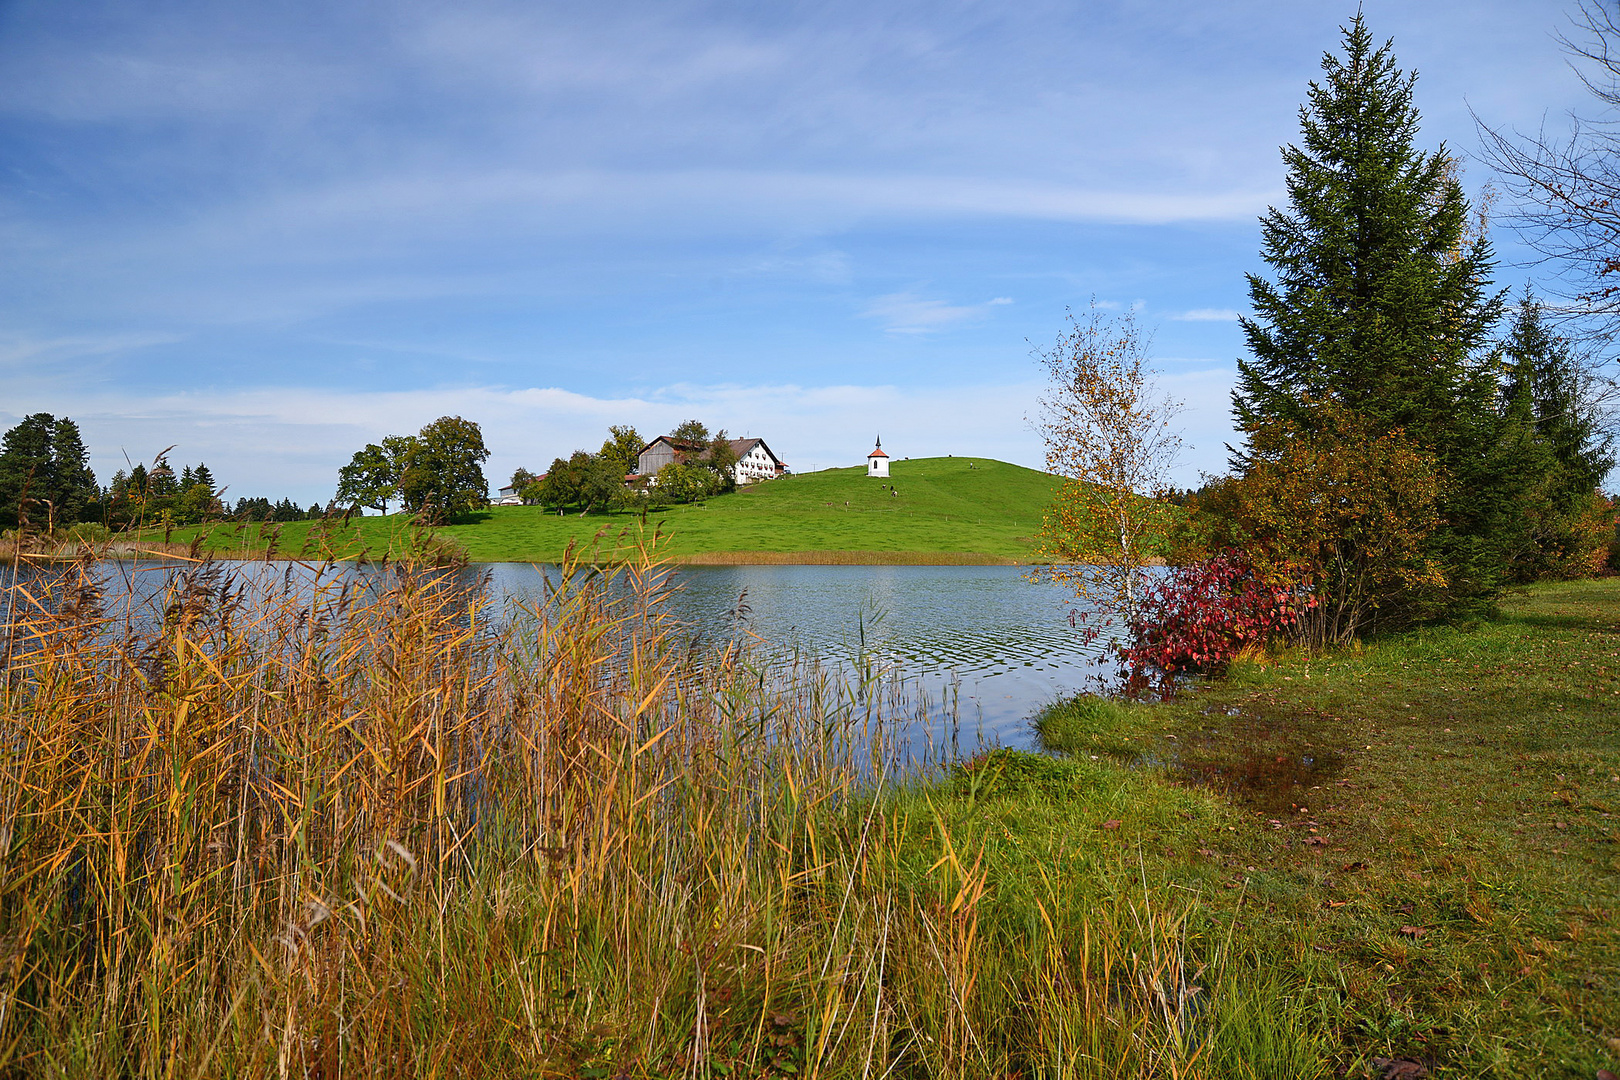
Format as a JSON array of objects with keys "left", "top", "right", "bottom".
[
  {"left": 670, "top": 549, "right": 1026, "bottom": 566},
  {"left": 10, "top": 542, "right": 1183, "bottom": 568},
  {"left": 17, "top": 544, "right": 1036, "bottom": 567}
]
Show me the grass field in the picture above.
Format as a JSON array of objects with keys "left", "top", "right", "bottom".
[
  {"left": 1029, "top": 576, "right": 1620, "bottom": 1074},
  {"left": 167, "top": 456, "right": 1061, "bottom": 563}
]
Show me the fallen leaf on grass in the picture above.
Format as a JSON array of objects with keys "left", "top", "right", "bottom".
[
  {"left": 1595, "top": 1070, "right": 1616, "bottom": 1080},
  {"left": 1100, "top": 819, "right": 1121, "bottom": 830},
  {"left": 1196, "top": 848, "right": 1216, "bottom": 857},
  {"left": 1370, "top": 1057, "right": 1428, "bottom": 1079},
  {"left": 1306, "top": 836, "right": 1330, "bottom": 846},
  {"left": 1341, "top": 861, "right": 1367, "bottom": 873},
  {"left": 1325, "top": 900, "right": 1348, "bottom": 908},
  {"left": 1398, "top": 925, "right": 1428, "bottom": 939}
]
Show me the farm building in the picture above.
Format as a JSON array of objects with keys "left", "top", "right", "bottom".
[{"left": 635, "top": 436, "right": 788, "bottom": 485}]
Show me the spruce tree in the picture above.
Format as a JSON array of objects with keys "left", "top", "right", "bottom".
[
  {"left": 1233, "top": 15, "right": 1506, "bottom": 611},
  {"left": 0, "top": 414, "right": 55, "bottom": 528},
  {"left": 49, "top": 418, "right": 98, "bottom": 523},
  {"left": 0, "top": 413, "right": 100, "bottom": 528},
  {"left": 1497, "top": 289, "right": 1615, "bottom": 579}
]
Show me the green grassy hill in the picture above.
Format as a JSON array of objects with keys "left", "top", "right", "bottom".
[{"left": 178, "top": 457, "right": 1062, "bottom": 563}]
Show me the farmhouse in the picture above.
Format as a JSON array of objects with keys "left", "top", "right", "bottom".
[
  {"left": 730, "top": 438, "right": 788, "bottom": 484},
  {"left": 635, "top": 435, "right": 788, "bottom": 485}
]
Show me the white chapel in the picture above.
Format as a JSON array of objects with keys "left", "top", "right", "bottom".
[{"left": 866, "top": 436, "right": 890, "bottom": 478}]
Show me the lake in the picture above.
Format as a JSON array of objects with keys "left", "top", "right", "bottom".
[
  {"left": 4, "top": 559, "right": 1116, "bottom": 750},
  {"left": 488, "top": 562, "right": 1115, "bottom": 746}
]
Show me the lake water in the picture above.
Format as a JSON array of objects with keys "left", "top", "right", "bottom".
[
  {"left": 4, "top": 559, "right": 1116, "bottom": 750},
  {"left": 487, "top": 563, "right": 1115, "bottom": 746}
]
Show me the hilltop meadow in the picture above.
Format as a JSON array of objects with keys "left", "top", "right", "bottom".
[{"left": 155, "top": 456, "right": 1063, "bottom": 564}]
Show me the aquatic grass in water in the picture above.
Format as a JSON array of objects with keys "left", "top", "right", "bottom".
[{"left": 0, "top": 539, "right": 1330, "bottom": 1077}]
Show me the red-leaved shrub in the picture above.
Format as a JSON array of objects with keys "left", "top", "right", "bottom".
[{"left": 1121, "top": 550, "right": 1312, "bottom": 680}]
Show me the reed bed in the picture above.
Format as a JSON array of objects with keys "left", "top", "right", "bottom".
[{"left": 0, "top": 541, "right": 1328, "bottom": 1078}]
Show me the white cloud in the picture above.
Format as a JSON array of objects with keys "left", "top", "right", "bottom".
[
  {"left": 1157, "top": 365, "right": 1240, "bottom": 481},
  {"left": 1172, "top": 308, "right": 1243, "bottom": 322},
  {"left": 2, "top": 365, "right": 1245, "bottom": 505},
  {"left": 861, "top": 292, "right": 1014, "bottom": 334},
  {"left": 4, "top": 379, "right": 1052, "bottom": 505}
]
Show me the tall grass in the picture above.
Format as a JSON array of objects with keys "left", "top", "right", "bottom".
[{"left": 0, "top": 538, "right": 1329, "bottom": 1077}]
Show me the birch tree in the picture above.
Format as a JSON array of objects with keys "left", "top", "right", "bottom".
[{"left": 1032, "top": 303, "right": 1182, "bottom": 632}]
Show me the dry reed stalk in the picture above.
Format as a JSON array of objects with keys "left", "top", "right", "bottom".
[{"left": 0, "top": 535, "right": 1314, "bottom": 1078}]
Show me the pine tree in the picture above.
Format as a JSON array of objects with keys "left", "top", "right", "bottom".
[
  {"left": 1235, "top": 15, "right": 1500, "bottom": 442},
  {"left": 1233, "top": 15, "right": 1506, "bottom": 612}
]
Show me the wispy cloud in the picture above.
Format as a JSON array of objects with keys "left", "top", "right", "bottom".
[
  {"left": 1173, "top": 308, "right": 1242, "bottom": 322},
  {"left": 861, "top": 292, "right": 1013, "bottom": 334},
  {"left": 0, "top": 332, "right": 182, "bottom": 367}
]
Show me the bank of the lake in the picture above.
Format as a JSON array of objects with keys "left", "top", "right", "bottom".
[
  {"left": 160, "top": 455, "right": 1062, "bottom": 563},
  {"left": 1021, "top": 575, "right": 1620, "bottom": 1075}
]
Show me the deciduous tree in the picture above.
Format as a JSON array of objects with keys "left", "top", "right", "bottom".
[
  {"left": 1477, "top": 0, "right": 1620, "bottom": 360},
  {"left": 670, "top": 419, "right": 710, "bottom": 444},
  {"left": 1199, "top": 400, "right": 1446, "bottom": 644},
  {"left": 534, "top": 451, "right": 625, "bottom": 513},
  {"left": 336, "top": 436, "right": 412, "bottom": 515},
  {"left": 655, "top": 461, "right": 724, "bottom": 504},
  {"left": 598, "top": 425, "right": 644, "bottom": 479},
  {"left": 1032, "top": 302, "right": 1182, "bottom": 630},
  {"left": 397, "top": 417, "right": 490, "bottom": 523}
]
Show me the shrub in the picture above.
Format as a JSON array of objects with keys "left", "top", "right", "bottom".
[
  {"left": 1195, "top": 400, "right": 1446, "bottom": 644},
  {"left": 1122, "top": 550, "right": 1312, "bottom": 681}
]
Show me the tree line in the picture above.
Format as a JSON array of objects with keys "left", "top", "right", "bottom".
[
  {"left": 1040, "top": 14, "right": 1617, "bottom": 667},
  {"left": 2, "top": 414, "right": 331, "bottom": 533}
]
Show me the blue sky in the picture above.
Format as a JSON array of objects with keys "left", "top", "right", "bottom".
[{"left": 0, "top": 0, "right": 1599, "bottom": 502}]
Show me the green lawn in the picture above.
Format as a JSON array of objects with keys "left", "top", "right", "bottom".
[
  {"left": 1018, "top": 577, "right": 1620, "bottom": 1075},
  {"left": 173, "top": 456, "right": 1062, "bottom": 563}
]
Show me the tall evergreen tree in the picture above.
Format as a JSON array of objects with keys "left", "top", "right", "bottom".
[
  {"left": 1496, "top": 289, "right": 1615, "bottom": 579},
  {"left": 0, "top": 414, "right": 56, "bottom": 528},
  {"left": 48, "top": 418, "right": 99, "bottom": 523},
  {"left": 1233, "top": 15, "right": 1506, "bottom": 611},
  {"left": 0, "top": 413, "right": 100, "bottom": 528},
  {"left": 1234, "top": 15, "right": 1500, "bottom": 444}
]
